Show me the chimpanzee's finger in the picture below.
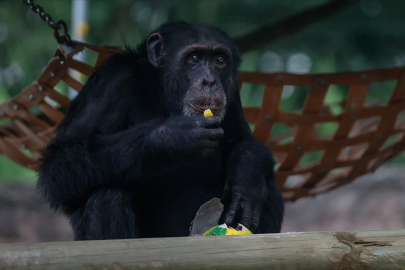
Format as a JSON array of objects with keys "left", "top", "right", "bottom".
[
  {"left": 251, "top": 204, "right": 262, "bottom": 232},
  {"left": 202, "top": 116, "right": 221, "bottom": 128},
  {"left": 240, "top": 201, "right": 254, "bottom": 230},
  {"left": 204, "top": 128, "right": 224, "bottom": 140},
  {"left": 224, "top": 195, "right": 241, "bottom": 225}
]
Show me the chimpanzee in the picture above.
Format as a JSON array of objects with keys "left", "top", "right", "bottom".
[{"left": 38, "top": 22, "right": 284, "bottom": 240}]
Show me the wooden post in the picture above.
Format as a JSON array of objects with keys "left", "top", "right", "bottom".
[{"left": 1, "top": 230, "right": 405, "bottom": 269}]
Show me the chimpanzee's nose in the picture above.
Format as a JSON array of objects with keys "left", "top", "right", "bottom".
[{"left": 203, "top": 73, "right": 216, "bottom": 86}]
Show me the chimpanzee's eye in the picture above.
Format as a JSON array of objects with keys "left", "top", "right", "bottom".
[
  {"left": 191, "top": 54, "right": 200, "bottom": 62},
  {"left": 217, "top": 56, "right": 225, "bottom": 63}
]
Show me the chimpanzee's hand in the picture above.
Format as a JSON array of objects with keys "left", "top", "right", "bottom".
[
  {"left": 221, "top": 141, "right": 274, "bottom": 232},
  {"left": 157, "top": 115, "right": 224, "bottom": 153},
  {"left": 222, "top": 174, "right": 268, "bottom": 232}
]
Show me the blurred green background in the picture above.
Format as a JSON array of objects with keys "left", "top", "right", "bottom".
[{"left": 0, "top": 0, "right": 404, "bottom": 183}]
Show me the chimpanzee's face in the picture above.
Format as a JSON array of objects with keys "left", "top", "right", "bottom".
[
  {"left": 179, "top": 42, "right": 233, "bottom": 119},
  {"left": 147, "top": 23, "right": 240, "bottom": 119}
]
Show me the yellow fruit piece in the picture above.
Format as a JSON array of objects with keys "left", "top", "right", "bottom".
[
  {"left": 204, "top": 109, "right": 213, "bottom": 118},
  {"left": 203, "top": 224, "right": 252, "bottom": 236}
]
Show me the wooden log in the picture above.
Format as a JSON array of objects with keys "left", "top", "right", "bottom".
[{"left": 1, "top": 230, "right": 405, "bottom": 269}]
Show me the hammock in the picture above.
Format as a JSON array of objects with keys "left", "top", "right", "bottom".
[{"left": 1, "top": 42, "right": 404, "bottom": 201}]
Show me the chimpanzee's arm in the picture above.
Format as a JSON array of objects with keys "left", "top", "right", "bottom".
[
  {"left": 91, "top": 114, "right": 222, "bottom": 180},
  {"left": 38, "top": 53, "right": 222, "bottom": 214},
  {"left": 220, "top": 92, "right": 283, "bottom": 232}
]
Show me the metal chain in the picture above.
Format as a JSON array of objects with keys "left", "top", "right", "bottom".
[{"left": 23, "top": 0, "right": 72, "bottom": 46}]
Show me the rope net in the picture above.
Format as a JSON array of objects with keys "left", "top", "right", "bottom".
[{"left": 0, "top": 42, "right": 404, "bottom": 201}]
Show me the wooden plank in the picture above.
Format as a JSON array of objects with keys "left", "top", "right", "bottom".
[{"left": 0, "top": 230, "right": 405, "bottom": 269}]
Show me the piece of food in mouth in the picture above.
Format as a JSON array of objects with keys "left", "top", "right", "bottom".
[{"left": 204, "top": 109, "right": 213, "bottom": 118}]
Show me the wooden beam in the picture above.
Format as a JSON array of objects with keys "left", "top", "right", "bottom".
[
  {"left": 233, "top": 0, "right": 358, "bottom": 53},
  {"left": 1, "top": 230, "right": 405, "bottom": 269}
]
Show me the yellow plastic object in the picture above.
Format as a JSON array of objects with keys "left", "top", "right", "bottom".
[
  {"left": 74, "top": 21, "right": 90, "bottom": 38},
  {"left": 203, "top": 224, "right": 252, "bottom": 236},
  {"left": 204, "top": 109, "right": 213, "bottom": 118}
]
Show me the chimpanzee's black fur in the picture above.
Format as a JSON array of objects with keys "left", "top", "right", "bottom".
[{"left": 38, "top": 22, "right": 284, "bottom": 240}]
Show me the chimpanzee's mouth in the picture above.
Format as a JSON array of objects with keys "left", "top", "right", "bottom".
[{"left": 187, "top": 102, "right": 223, "bottom": 116}]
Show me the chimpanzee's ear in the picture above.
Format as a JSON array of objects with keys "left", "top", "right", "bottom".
[{"left": 147, "top": 33, "right": 164, "bottom": 67}]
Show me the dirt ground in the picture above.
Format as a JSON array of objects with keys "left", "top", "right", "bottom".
[{"left": 0, "top": 166, "right": 404, "bottom": 243}]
